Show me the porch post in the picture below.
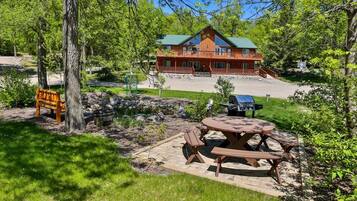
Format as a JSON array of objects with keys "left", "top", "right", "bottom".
[
  {"left": 174, "top": 59, "right": 177, "bottom": 73},
  {"left": 226, "top": 62, "right": 228, "bottom": 74},
  {"left": 209, "top": 60, "right": 212, "bottom": 73}
]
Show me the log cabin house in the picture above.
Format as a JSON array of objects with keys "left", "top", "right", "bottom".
[{"left": 156, "top": 25, "right": 263, "bottom": 76}]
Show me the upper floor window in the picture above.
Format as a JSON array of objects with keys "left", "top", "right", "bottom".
[
  {"left": 242, "top": 49, "right": 250, "bottom": 56},
  {"left": 163, "top": 45, "right": 171, "bottom": 50},
  {"left": 183, "top": 46, "right": 199, "bottom": 52},
  {"left": 184, "top": 34, "right": 201, "bottom": 46},
  {"left": 163, "top": 60, "right": 171, "bottom": 67},
  {"left": 215, "top": 47, "right": 231, "bottom": 56},
  {"left": 215, "top": 35, "right": 231, "bottom": 47}
]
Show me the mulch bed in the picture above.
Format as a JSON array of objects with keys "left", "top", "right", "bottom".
[{"left": 0, "top": 107, "right": 198, "bottom": 155}]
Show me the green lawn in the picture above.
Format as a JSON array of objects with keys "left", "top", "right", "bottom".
[{"left": 0, "top": 121, "right": 278, "bottom": 201}]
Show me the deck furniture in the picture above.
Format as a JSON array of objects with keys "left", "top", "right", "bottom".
[
  {"left": 183, "top": 126, "right": 205, "bottom": 164},
  {"left": 202, "top": 116, "right": 275, "bottom": 167},
  {"left": 256, "top": 131, "right": 298, "bottom": 160},
  {"left": 212, "top": 147, "right": 286, "bottom": 184},
  {"left": 35, "top": 88, "right": 65, "bottom": 123}
]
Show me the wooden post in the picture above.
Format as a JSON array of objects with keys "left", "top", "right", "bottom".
[
  {"left": 226, "top": 62, "right": 228, "bottom": 74},
  {"left": 35, "top": 89, "right": 40, "bottom": 117},
  {"left": 56, "top": 100, "right": 62, "bottom": 123},
  {"left": 174, "top": 59, "right": 177, "bottom": 73}
]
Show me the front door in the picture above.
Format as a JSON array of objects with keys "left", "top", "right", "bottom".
[{"left": 189, "top": 61, "right": 201, "bottom": 72}]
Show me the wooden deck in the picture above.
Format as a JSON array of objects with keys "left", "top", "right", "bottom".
[
  {"left": 157, "top": 50, "right": 263, "bottom": 61},
  {"left": 157, "top": 66, "right": 258, "bottom": 75}
]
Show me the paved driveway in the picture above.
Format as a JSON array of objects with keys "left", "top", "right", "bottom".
[{"left": 139, "top": 74, "right": 310, "bottom": 99}]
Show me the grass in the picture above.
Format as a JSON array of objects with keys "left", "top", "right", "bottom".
[
  {"left": 278, "top": 70, "right": 326, "bottom": 84},
  {"left": 0, "top": 121, "right": 278, "bottom": 201}
]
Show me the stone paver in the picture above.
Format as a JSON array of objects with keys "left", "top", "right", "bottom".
[{"left": 133, "top": 131, "right": 301, "bottom": 197}]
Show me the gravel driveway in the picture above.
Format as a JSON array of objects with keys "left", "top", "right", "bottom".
[{"left": 139, "top": 74, "right": 310, "bottom": 99}]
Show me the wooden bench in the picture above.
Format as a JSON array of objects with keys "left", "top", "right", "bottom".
[
  {"left": 35, "top": 88, "right": 65, "bottom": 123},
  {"left": 256, "top": 130, "right": 298, "bottom": 160},
  {"left": 183, "top": 126, "right": 205, "bottom": 164},
  {"left": 211, "top": 147, "right": 286, "bottom": 184}
]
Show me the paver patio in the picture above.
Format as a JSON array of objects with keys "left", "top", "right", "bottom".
[{"left": 133, "top": 130, "right": 301, "bottom": 197}]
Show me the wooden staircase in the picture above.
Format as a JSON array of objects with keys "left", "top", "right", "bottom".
[
  {"left": 194, "top": 71, "right": 211, "bottom": 77},
  {"left": 259, "top": 67, "right": 278, "bottom": 78}
]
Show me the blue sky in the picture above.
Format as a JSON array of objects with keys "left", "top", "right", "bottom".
[{"left": 153, "top": 0, "right": 266, "bottom": 20}]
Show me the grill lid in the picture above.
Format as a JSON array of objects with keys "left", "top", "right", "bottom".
[{"left": 236, "top": 95, "right": 255, "bottom": 103}]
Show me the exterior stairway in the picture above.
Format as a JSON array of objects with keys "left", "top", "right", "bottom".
[{"left": 194, "top": 71, "right": 211, "bottom": 77}]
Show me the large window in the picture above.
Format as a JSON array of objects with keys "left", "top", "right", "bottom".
[
  {"left": 182, "top": 61, "right": 192, "bottom": 68},
  {"left": 215, "top": 47, "right": 231, "bottom": 56},
  {"left": 242, "top": 62, "right": 249, "bottom": 70},
  {"left": 163, "top": 60, "right": 171, "bottom": 67},
  {"left": 214, "top": 35, "right": 231, "bottom": 47},
  {"left": 242, "top": 49, "right": 250, "bottom": 56},
  {"left": 163, "top": 45, "right": 171, "bottom": 50},
  {"left": 184, "top": 34, "right": 201, "bottom": 46},
  {"left": 214, "top": 62, "right": 226, "bottom": 68}
]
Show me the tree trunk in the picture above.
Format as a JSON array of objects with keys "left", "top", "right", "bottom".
[
  {"left": 343, "top": 4, "right": 356, "bottom": 137},
  {"left": 63, "top": 0, "right": 85, "bottom": 133},
  {"left": 13, "top": 45, "right": 17, "bottom": 57},
  {"left": 37, "top": 17, "right": 49, "bottom": 89}
]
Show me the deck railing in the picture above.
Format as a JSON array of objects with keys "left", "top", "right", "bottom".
[
  {"left": 157, "top": 66, "right": 258, "bottom": 75},
  {"left": 157, "top": 50, "right": 263, "bottom": 60}
]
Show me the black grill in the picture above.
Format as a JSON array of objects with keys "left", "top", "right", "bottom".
[{"left": 225, "top": 95, "right": 263, "bottom": 118}]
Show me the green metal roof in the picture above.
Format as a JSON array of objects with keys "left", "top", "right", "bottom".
[
  {"left": 158, "top": 27, "right": 258, "bottom": 49},
  {"left": 158, "top": 35, "right": 191, "bottom": 45},
  {"left": 227, "top": 37, "right": 257, "bottom": 49}
]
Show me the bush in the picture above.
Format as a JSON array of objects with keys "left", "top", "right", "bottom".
[
  {"left": 291, "top": 81, "right": 356, "bottom": 200},
  {"left": 214, "top": 76, "right": 235, "bottom": 101},
  {"left": 0, "top": 69, "right": 35, "bottom": 108},
  {"left": 97, "top": 67, "right": 118, "bottom": 82},
  {"left": 186, "top": 94, "right": 223, "bottom": 121}
]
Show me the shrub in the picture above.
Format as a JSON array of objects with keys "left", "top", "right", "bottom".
[
  {"left": 291, "top": 81, "right": 356, "bottom": 200},
  {"left": 214, "top": 76, "right": 235, "bottom": 101},
  {"left": 97, "top": 67, "right": 117, "bottom": 81},
  {"left": 0, "top": 69, "right": 35, "bottom": 108},
  {"left": 186, "top": 94, "right": 223, "bottom": 121}
]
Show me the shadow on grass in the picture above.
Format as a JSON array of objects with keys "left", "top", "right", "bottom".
[{"left": 0, "top": 121, "right": 134, "bottom": 201}]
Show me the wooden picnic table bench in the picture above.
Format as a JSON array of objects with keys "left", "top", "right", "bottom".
[
  {"left": 183, "top": 126, "right": 205, "bottom": 164},
  {"left": 256, "top": 131, "right": 299, "bottom": 160},
  {"left": 211, "top": 147, "right": 287, "bottom": 184},
  {"left": 35, "top": 88, "right": 65, "bottom": 123}
]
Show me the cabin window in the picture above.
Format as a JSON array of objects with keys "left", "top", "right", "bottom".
[
  {"left": 163, "top": 60, "right": 171, "bottom": 67},
  {"left": 242, "top": 62, "right": 249, "bottom": 70},
  {"left": 184, "top": 46, "right": 199, "bottom": 52},
  {"left": 163, "top": 45, "right": 171, "bottom": 50},
  {"left": 183, "top": 61, "right": 194, "bottom": 68},
  {"left": 184, "top": 34, "right": 201, "bottom": 46},
  {"left": 254, "top": 61, "right": 259, "bottom": 69},
  {"left": 214, "top": 35, "right": 231, "bottom": 47},
  {"left": 215, "top": 47, "right": 231, "bottom": 56},
  {"left": 214, "top": 62, "right": 226, "bottom": 68},
  {"left": 242, "top": 49, "right": 250, "bottom": 56}
]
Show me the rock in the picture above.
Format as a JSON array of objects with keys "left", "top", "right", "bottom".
[
  {"left": 147, "top": 115, "right": 158, "bottom": 122},
  {"left": 157, "top": 112, "right": 165, "bottom": 121},
  {"left": 135, "top": 114, "right": 146, "bottom": 122}
]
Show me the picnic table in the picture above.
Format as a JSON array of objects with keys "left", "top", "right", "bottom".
[{"left": 202, "top": 116, "right": 275, "bottom": 167}]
